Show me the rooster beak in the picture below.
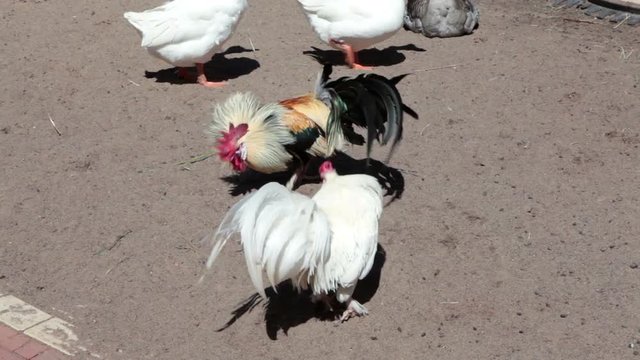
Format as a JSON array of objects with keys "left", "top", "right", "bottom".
[{"left": 236, "top": 143, "right": 248, "bottom": 161}]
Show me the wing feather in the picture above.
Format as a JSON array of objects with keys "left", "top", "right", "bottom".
[
  {"left": 206, "top": 182, "right": 331, "bottom": 299},
  {"left": 311, "top": 173, "right": 383, "bottom": 293}
]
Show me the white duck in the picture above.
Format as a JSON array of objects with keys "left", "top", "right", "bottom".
[
  {"left": 297, "top": 0, "right": 406, "bottom": 70},
  {"left": 403, "top": 0, "right": 479, "bottom": 38},
  {"left": 124, "top": 0, "right": 247, "bottom": 88}
]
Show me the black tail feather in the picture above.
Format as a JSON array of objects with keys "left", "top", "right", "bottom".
[
  {"left": 362, "top": 74, "right": 403, "bottom": 146},
  {"left": 390, "top": 73, "right": 410, "bottom": 85},
  {"left": 320, "top": 63, "right": 333, "bottom": 84},
  {"left": 322, "top": 67, "right": 416, "bottom": 163},
  {"left": 390, "top": 73, "right": 419, "bottom": 120},
  {"left": 402, "top": 104, "right": 419, "bottom": 119}
]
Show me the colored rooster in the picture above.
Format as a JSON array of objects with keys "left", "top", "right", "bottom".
[
  {"left": 209, "top": 65, "right": 417, "bottom": 183},
  {"left": 205, "top": 161, "right": 383, "bottom": 321}
]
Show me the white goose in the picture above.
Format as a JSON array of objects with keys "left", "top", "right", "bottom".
[
  {"left": 124, "top": 0, "right": 247, "bottom": 88},
  {"left": 297, "top": 0, "right": 406, "bottom": 70}
]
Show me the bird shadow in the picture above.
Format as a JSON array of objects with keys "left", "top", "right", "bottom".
[
  {"left": 144, "top": 46, "right": 260, "bottom": 84},
  {"left": 220, "top": 169, "right": 296, "bottom": 196},
  {"left": 332, "top": 152, "right": 405, "bottom": 203},
  {"left": 303, "top": 44, "right": 426, "bottom": 67},
  {"left": 220, "top": 153, "right": 405, "bottom": 202},
  {"left": 216, "top": 244, "right": 387, "bottom": 340}
]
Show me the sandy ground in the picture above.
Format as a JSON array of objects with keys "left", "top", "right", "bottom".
[{"left": 1, "top": 0, "right": 639, "bottom": 359}]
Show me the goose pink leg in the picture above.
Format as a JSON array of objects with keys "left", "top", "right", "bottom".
[
  {"left": 196, "top": 63, "right": 227, "bottom": 88},
  {"left": 175, "top": 65, "right": 226, "bottom": 87},
  {"left": 330, "top": 39, "right": 373, "bottom": 70}
]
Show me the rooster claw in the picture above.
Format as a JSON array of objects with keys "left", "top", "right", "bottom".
[{"left": 336, "top": 300, "right": 368, "bottom": 323}]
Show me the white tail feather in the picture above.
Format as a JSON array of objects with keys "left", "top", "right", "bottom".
[{"left": 205, "top": 183, "right": 331, "bottom": 299}]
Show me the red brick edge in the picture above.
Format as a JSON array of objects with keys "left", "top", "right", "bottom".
[{"left": 0, "top": 324, "right": 67, "bottom": 360}]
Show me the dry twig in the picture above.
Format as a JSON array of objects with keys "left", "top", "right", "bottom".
[
  {"left": 413, "top": 63, "right": 466, "bottom": 73},
  {"left": 48, "top": 113, "right": 62, "bottom": 136},
  {"left": 177, "top": 151, "right": 216, "bottom": 166}
]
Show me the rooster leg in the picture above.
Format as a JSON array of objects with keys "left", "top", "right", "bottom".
[
  {"left": 196, "top": 63, "right": 227, "bottom": 88},
  {"left": 335, "top": 284, "right": 368, "bottom": 322},
  {"left": 286, "top": 153, "right": 313, "bottom": 189},
  {"left": 285, "top": 173, "right": 298, "bottom": 190},
  {"left": 330, "top": 39, "right": 373, "bottom": 70},
  {"left": 298, "top": 160, "right": 324, "bottom": 183},
  {"left": 285, "top": 165, "right": 306, "bottom": 190}
]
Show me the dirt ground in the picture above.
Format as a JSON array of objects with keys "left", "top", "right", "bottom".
[{"left": 1, "top": 0, "right": 639, "bottom": 359}]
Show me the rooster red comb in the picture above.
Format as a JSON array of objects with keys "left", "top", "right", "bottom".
[{"left": 217, "top": 123, "right": 249, "bottom": 160}]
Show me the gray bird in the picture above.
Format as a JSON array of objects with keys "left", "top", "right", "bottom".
[{"left": 404, "top": 0, "right": 479, "bottom": 38}]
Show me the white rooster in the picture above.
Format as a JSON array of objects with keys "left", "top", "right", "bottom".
[{"left": 205, "top": 160, "right": 383, "bottom": 321}]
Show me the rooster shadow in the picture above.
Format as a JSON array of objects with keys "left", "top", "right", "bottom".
[
  {"left": 216, "top": 244, "right": 387, "bottom": 340},
  {"left": 221, "top": 152, "right": 405, "bottom": 201},
  {"left": 303, "top": 44, "right": 426, "bottom": 67},
  {"left": 144, "top": 46, "right": 260, "bottom": 84}
]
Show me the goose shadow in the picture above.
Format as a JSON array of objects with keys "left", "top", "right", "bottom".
[
  {"left": 303, "top": 44, "right": 426, "bottom": 67},
  {"left": 216, "top": 244, "right": 387, "bottom": 340},
  {"left": 144, "top": 46, "right": 260, "bottom": 84},
  {"left": 221, "top": 153, "right": 405, "bottom": 201}
]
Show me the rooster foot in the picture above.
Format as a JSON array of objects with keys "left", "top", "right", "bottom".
[{"left": 338, "top": 300, "right": 368, "bottom": 322}]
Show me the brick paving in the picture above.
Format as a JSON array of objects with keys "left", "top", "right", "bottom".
[{"left": 0, "top": 324, "right": 66, "bottom": 360}]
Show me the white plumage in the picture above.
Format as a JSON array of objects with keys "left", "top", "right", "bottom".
[
  {"left": 124, "top": 0, "right": 247, "bottom": 87},
  {"left": 206, "top": 161, "right": 383, "bottom": 321},
  {"left": 297, "top": 0, "right": 406, "bottom": 69}
]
